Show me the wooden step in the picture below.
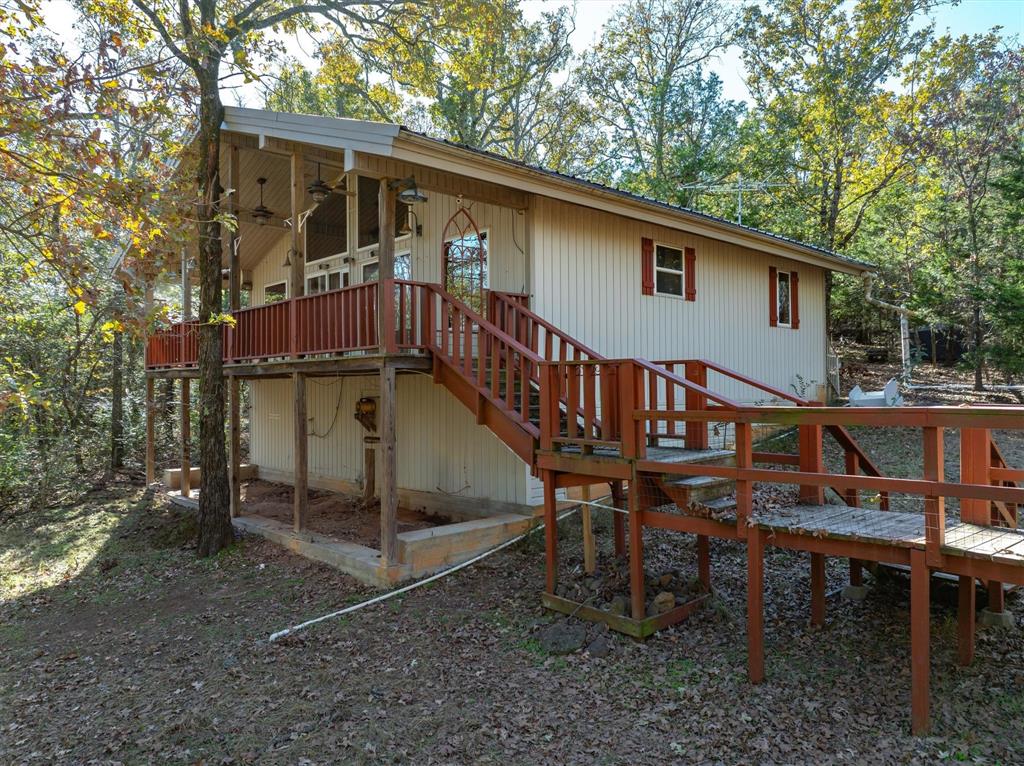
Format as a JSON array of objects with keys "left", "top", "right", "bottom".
[{"left": 660, "top": 474, "right": 736, "bottom": 505}]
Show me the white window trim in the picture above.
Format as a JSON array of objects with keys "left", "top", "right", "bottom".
[
  {"left": 443, "top": 228, "right": 490, "bottom": 289},
  {"left": 306, "top": 265, "right": 350, "bottom": 294},
  {"left": 653, "top": 241, "right": 685, "bottom": 299},
  {"left": 776, "top": 270, "right": 793, "bottom": 328},
  {"left": 360, "top": 249, "right": 412, "bottom": 283}
]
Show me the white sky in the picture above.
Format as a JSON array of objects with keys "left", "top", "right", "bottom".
[{"left": 41, "top": 0, "right": 1024, "bottom": 108}]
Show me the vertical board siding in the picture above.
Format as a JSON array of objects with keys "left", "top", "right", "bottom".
[
  {"left": 250, "top": 374, "right": 529, "bottom": 504},
  {"left": 529, "top": 197, "right": 828, "bottom": 404}
]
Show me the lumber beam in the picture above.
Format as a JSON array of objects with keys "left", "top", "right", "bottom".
[
  {"left": 628, "top": 472, "right": 645, "bottom": 621},
  {"left": 379, "top": 362, "right": 398, "bottom": 564},
  {"left": 293, "top": 372, "right": 308, "bottom": 532},
  {"left": 958, "top": 575, "right": 975, "bottom": 666},
  {"left": 581, "top": 484, "right": 596, "bottom": 575},
  {"left": 543, "top": 470, "right": 557, "bottom": 594}
]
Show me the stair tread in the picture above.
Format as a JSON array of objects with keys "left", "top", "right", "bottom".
[{"left": 663, "top": 474, "right": 734, "bottom": 488}]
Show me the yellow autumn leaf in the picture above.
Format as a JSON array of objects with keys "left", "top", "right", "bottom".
[{"left": 73, "top": 300, "right": 87, "bottom": 315}]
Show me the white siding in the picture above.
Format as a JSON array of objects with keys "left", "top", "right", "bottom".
[
  {"left": 529, "top": 197, "right": 828, "bottom": 404},
  {"left": 250, "top": 373, "right": 531, "bottom": 504}
]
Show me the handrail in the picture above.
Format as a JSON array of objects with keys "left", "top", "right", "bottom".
[
  {"left": 490, "top": 290, "right": 604, "bottom": 365},
  {"left": 658, "top": 357, "right": 888, "bottom": 508},
  {"left": 632, "top": 402, "right": 1024, "bottom": 564}
]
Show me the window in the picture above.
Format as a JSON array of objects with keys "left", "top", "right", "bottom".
[
  {"left": 776, "top": 270, "right": 792, "bottom": 326},
  {"left": 362, "top": 252, "right": 411, "bottom": 282},
  {"left": 305, "top": 186, "right": 347, "bottom": 263},
  {"left": 356, "top": 176, "right": 411, "bottom": 249},
  {"left": 307, "top": 268, "right": 349, "bottom": 295},
  {"left": 654, "top": 244, "right": 684, "bottom": 297},
  {"left": 264, "top": 281, "right": 287, "bottom": 303}
]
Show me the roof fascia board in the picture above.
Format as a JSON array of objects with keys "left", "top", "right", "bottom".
[
  {"left": 392, "top": 134, "right": 867, "bottom": 275},
  {"left": 222, "top": 108, "right": 398, "bottom": 157}
]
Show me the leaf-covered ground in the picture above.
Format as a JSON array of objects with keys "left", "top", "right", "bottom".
[{"left": 2, "top": 467, "right": 1023, "bottom": 765}]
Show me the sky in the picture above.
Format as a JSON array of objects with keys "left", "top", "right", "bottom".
[{"left": 41, "top": 0, "right": 1024, "bottom": 107}]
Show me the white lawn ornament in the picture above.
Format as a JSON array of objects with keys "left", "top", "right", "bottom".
[{"left": 848, "top": 378, "right": 903, "bottom": 407}]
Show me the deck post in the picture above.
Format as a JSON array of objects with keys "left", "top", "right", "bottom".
[
  {"left": 844, "top": 451, "right": 864, "bottom": 586},
  {"left": 628, "top": 472, "right": 645, "bottom": 621},
  {"left": 810, "top": 553, "right": 826, "bottom": 626},
  {"left": 180, "top": 378, "right": 191, "bottom": 497},
  {"left": 798, "top": 422, "right": 824, "bottom": 505},
  {"left": 910, "top": 548, "right": 931, "bottom": 735},
  {"left": 922, "top": 426, "right": 945, "bottom": 567},
  {"left": 378, "top": 178, "right": 397, "bottom": 354},
  {"left": 747, "top": 526, "right": 765, "bottom": 684},
  {"left": 735, "top": 422, "right": 753, "bottom": 536},
  {"left": 379, "top": 362, "right": 398, "bottom": 565},
  {"left": 543, "top": 470, "right": 558, "bottom": 594},
  {"left": 145, "top": 377, "right": 155, "bottom": 485},
  {"left": 293, "top": 372, "right": 308, "bottom": 533},
  {"left": 581, "top": 484, "right": 596, "bottom": 575},
  {"left": 959, "top": 427, "right": 991, "bottom": 524},
  {"left": 697, "top": 535, "right": 711, "bottom": 592},
  {"left": 958, "top": 575, "right": 975, "bottom": 666},
  {"left": 611, "top": 480, "right": 626, "bottom": 558},
  {"left": 683, "top": 361, "right": 708, "bottom": 450},
  {"left": 289, "top": 149, "right": 304, "bottom": 358}
]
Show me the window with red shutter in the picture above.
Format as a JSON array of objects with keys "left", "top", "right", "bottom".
[{"left": 641, "top": 237, "right": 654, "bottom": 296}]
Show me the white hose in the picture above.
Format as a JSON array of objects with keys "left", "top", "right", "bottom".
[{"left": 267, "top": 504, "right": 595, "bottom": 642}]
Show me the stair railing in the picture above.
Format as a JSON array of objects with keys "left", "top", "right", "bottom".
[{"left": 657, "top": 358, "right": 889, "bottom": 510}]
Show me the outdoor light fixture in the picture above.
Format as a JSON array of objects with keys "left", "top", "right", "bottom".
[
  {"left": 252, "top": 177, "right": 273, "bottom": 226},
  {"left": 399, "top": 209, "right": 423, "bottom": 237},
  {"left": 282, "top": 249, "right": 292, "bottom": 269},
  {"left": 307, "top": 162, "right": 332, "bottom": 204},
  {"left": 391, "top": 176, "right": 428, "bottom": 204}
]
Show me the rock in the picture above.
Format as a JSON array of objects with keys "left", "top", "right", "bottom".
[
  {"left": 586, "top": 635, "right": 612, "bottom": 658},
  {"left": 222, "top": 654, "right": 239, "bottom": 669},
  {"left": 657, "top": 573, "right": 673, "bottom": 588},
  {"left": 538, "top": 621, "right": 588, "bottom": 655},
  {"left": 651, "top": 591, "right": 675, "bottom": 615},
  {"left": 607, "top": 596, "right": 627, "bottom": 616}
]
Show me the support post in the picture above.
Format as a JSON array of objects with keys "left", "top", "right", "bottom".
[
  {"left": 293, "top": 372, "right": 307, "bottom": 532},
  {"left": 958, "top": 575, "right": 975, "bottom": 666},
  {"left": 145, "top": 377, "right": 155, "bottom": 485},
  {"left": 379, "top": 362, "right": 398, "bottom": 564},
  {"left": 628, "top": 473, "right": 645, "bottom": 621},
  {"left": 683, "top": 361, "right": 708, "bottom": 450},
  {"left": 363, "top": 441, "right": 376, "bottom": 501},
  {"left": 959, "top": 429, "right": 990, "bottom": 524},
  {"left": 735, "top": 421, "right": 753, "bottom": 535},
  {"left": 229, "top": 378, "right": 241, "bottom": 517},
  {"left": 798, "top": 422, "right": 825, "bottom": 505},
  {"left": 910, "top": 548, "right": 931, "bottom": 736},
  {"left": 611, "top": 480, "right": 626, "bottom": 558},
  {"left": 377, "top": 178, "right": 397, "bottom": 354},
  {"left": 844, "top": 448, "right": 863, "bottom": 586},
  {"left": 543, "top": 470, "right": 558, "bottom": 594},
  {"left": 289, "top": 150, "right": 304, "bottom": 357},
  {"left": 180, "top": 378, "right": 191, "bottom": 497},
  {"left": 747, "top": 526, "right": 765, "bottom": 684},
  {"left": 581, "top": 484, "right": 596, "bottom": 575},
  {"left": 922, "top": 426, "right": 945, "bottom": 567},
  {"left": 810, "top": 553, "right": 826, "bottom": 626}
]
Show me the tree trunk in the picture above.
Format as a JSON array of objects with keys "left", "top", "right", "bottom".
[
  {"left": 194, "top": 65, "right": 234, "bottom": 556},
  {"left": 109, "top": 290, "right": 125, "bottom": 472}
]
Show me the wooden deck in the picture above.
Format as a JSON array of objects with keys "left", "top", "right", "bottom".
[{"left": 756, "top": 504, "right": 1024, "bottom": 566}]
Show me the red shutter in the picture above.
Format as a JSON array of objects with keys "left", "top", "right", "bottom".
[
  {"left": 791, "top": 270, "right": 800, "bottom": 329},
  {"left": 768, "top": 266, "right": 778, "bottom": 327},
  {"left": 684, "top": 247, "right": 696, "bottom": 301},
  {"left": 641, "top": 237, "right": 655, "bottom": 295}
]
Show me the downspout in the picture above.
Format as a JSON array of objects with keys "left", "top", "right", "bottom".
[{"left": 862, "top": 271, "right": 913, "bottom": 383}]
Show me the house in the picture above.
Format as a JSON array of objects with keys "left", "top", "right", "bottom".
[
  {"left": 142, "top": 106, "right": 871, "bottom": 582},
  {"left": 141, "top": 107, "right": 1024, "bottom": 736}
]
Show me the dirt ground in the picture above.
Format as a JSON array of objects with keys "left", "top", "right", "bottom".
[
  {"left": 2, "top": 463, "right": 1023, "bottom": 765},
  {"left": 241, "top": 481, "right": 440, "bottom": 548}
]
